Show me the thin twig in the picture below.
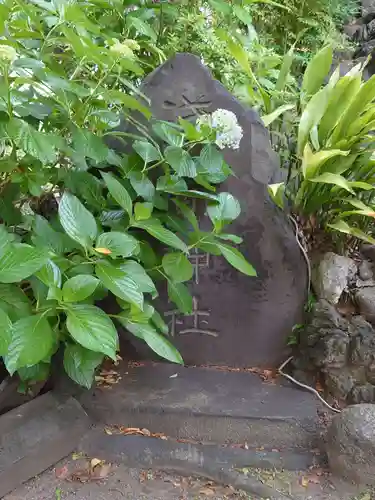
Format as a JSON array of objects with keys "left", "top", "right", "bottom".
[{"left": 278, "top": 356, "right": 341, "bottom": 413}]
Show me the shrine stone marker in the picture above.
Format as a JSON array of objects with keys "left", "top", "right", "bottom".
[{"left": 128, "top": 53, "right": 308, "bottom": 367}]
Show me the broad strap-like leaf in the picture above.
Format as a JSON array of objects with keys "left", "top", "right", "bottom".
[
  {"left": 297, "top": 87, "right": 330, "bottom": 156},
  {"left": 65, "top": 304, "right": 118, "bottom": 359},
  {"left": 164, "top": 146, "right": 197, "bottom": 178},
  {"left": 133, "top": 219, "right": 188, "bottom": 252},
  {"left": 58, "top": 192, "right": 97, "bottom": 248},
  {"left": 96, "top": 231, "right": 140, "bottom": 258},
  {"left": 308, "top": 173, "right": 355, "bottom": 194},
  {"left": 261, "top": 104, "right": 295, "bottom": 127},
  {"left": 117, "top": 313, "right": 183, "bottom": 364},
  {"left": 301, "top": 145, "right": 349, "bottom": 180},
  {"left": 0, "top": 244, "right": 49, "bottom": 283},
  {"left": 62, "top": 275, "right": 100, "bottom": 303},
  {"left": 162, "top": 252, "right": 193, "bottom": 283},
  {"left": 63, "top": 343, "right": 104, "bottom": 389},
  {"left": 101, "top": 171, "right": 133, "bottom": 216},
  {"left": 328, "top": 220, "right": 375, "bottom": 245},
  {"left": 302, "top": 45, "right": 333, "bottom": 100},
  {"left": 5, "top": 314, "right": 55, "bottom": 375},
  {"left": 96, "top": 261, "right": 144, "bottom": 309}
]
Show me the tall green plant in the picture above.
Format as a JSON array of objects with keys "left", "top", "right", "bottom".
[{"left": 0, "top": 0, "right": 255, "bottom": 389}]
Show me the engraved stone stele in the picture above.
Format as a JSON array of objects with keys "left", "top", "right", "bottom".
[{"left": 126, "top": 54, "right": 308, "bottom": 367}]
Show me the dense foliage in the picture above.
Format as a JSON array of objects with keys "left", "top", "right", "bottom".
[{"left": 0, "top": 0, "right": 255, "bottom": 389}]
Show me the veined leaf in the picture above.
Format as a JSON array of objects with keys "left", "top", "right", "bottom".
[
  {"left": 96, "top": 261, "right": 144, "bottom": 309},
  {"left": 134, "top": 202, "right": 153, "bottom": 221},
  {"left": 63, "top": 344, "right": 103, "bottom": 389},
  {"left": 7, "top": 118, "right": 56, "bottom": 164},
  {"left": 216, "top": 243, "right": 257, "bottom": 277},
  {"left": 167, "top": 281, "right": 193, "bottom": 314},
  {"left": 119, "top": 260, "right": 156, "bottom": 294},
  {"left": 128, "top": 171, "right": 155, "bottom": 201},
  {"left": 58, "top": 193, "right": 97, "bottom": 248},
  {"left": 0, "top": 244, "right": 49, "bottom": 283},
  {"left": 164, "top": 146, "right": 197, "bottom": 178},
  {"left": 117, "top": 313, "right": 183, "bottom": 364},
  {"left": 133, "top": 219, "right": 188, "bottom": 252},
  {"left": 62, "top": 275, "right": 100, "bottom": 303},
  {"left": 162, "top": 252, "right": 193, "bottom": 283},
  {"left": 133, "top": 140, "right": 161, "bottom": 164},
  {"left": 65, "top": 304, "right": 118, "bottom": 359},
  {"left": 101, "top": 171, "right": 133, "bottom": 216},
  {"left": 96, "top": 232, "right": 140, "bottom": 258},
  {"left": 0, "top": 284, "right": 32, "bottom": 321},
  {"left": 207, "top": 192, "right": 241, "bottom": 230},
  {"left": 5, "top": 314, "right": 55, "bottom": 375},
  {"left": 0, "top": 308, "right": 12, "bottom": 356}
]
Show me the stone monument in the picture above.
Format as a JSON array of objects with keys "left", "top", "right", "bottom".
[{"left": 120, "top": 54, "right": 308, "bottom": 367}]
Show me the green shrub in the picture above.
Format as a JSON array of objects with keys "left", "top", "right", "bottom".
[{"left": 0, "top": 0, "right": 254, "bottom": 389}]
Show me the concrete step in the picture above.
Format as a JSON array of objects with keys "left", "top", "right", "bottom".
[{"left": 78, "top": 362, "right": 327, "bottom": 452}]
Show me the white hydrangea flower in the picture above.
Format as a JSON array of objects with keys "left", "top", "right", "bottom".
[
  {"left": 0, "top": 45, "right": 17, "bottom": 63},
  {"left": 196, "top": 108, "right": 243, "bottom": 150}
]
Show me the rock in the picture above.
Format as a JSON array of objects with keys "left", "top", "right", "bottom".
[
  {"left": 312, "top": 252, "right": 357, "bottom": 304},
  {"left": 327, "top": 404, "right": 375, "bottom": 485},
  {"left": 294, "top": 300, "right": 375, "bottom": 404},
  {"left": 361, "top": 243, "right": 375, "bottom": 262},
  {"left": 355, "top": 288, "right": 375, "bottom": 325},
  {"left": 117, "top": 53, "right": 308, "bottom": 368},
  {"left": 362, "top": 0, "right": 375, "bottom": 16},
  {"left": 359, "top": 260, "right": 374, "bottom": 281},
  {"left": 350, "top": 384, "right": 375, "bottom": 404}
]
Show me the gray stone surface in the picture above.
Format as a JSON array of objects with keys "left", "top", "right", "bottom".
[
  {"left": 293, "top": 300, "right": 375, "bottom": 404},
  {"left": 359, "top": 260, "right": 374, "bottom": 281},
  {"left": 0, "top": 393, "right": 90, "bottom": 498},
  {"left": 327, "top": 404, "right": 375, "bottom": 485},
  {"left": 361, "top": 243, "right": 375, "bottom": 261},
  {"left": 362, "top": 0, "right": 375, "bottom": 15},
  {"left": 79, "top": 362, "right": 325, "bottom": 450},
  {"left": 119, "top": 53, "right": 308, "bottom": 368},
  {"left": 312, "top": 252, "right": 357, "bottom": 304},
  {"left": 355, "top": 287, "right": 375, "bottom": 325}
]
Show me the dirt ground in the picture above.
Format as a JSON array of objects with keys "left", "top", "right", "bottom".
[{"left": 3, "top": 456, "right": 372, "bottom": 500}]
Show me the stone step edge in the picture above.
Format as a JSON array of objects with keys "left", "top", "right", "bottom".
[{"left": 80, "top": 430, "right": 324, "bottom": 500}]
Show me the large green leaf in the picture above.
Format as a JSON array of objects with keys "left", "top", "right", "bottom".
[
  {"left": 5, "top": 314, "right": 55, "bottom": 375},
  {"left": 18, "top": 362, "right": 50, "bottom": 382},
  {"left": 261, "top": 104, "right": 295, "bottom": 127},
  {"left": 0, "top": 308, "right": 12, "bottom": 356},
  {"left": 63, "top": 344, "right": 104, "bottom": 389},
  {"left": 101, "top": 172, "right": 133, "bottom": 216},
  {"left": 119, "top": 260, "right": 156, "bottom": 294},
  {"left": 7, "top": 118, "right": 56, "bottom": 164},
  {"left": 318, "top": 74, "right": 361, "bottom": 143},
  {"left": 62, "top": 275, "right": 100, "bottom": 303},
  {"left": 0, "top": 284, "right": 32, "bottom": 321},
  {"left": 96, "top": 261, "right": 144, "bottom": 309},
  {"left": 297, "top": 88, "right": 330, "bottom": 156},
  {"left": 71, "top": 128, "right": 109, "bottom": 162},
  {"left": 117, "top": 314, "right": 183, "bottom": 364},
  {"left": 96, "top": 232, "right": 140, "bottom": 258},
  {"left": 35, "top": 260, "right": 62, "bottom": 288},
  {"left": 133, "top": 140, "right": 161, "bottom": 164},
  {"left": 0, "top": 244, "right": 49, "bottom": 283},
  {"left": 302, "top": 45, "right": 333, "bottom": 100},
  {"left": 216, "top": 243, "right": 257, "bottom": 277},
  {"left": 58, "top": 192, "right": 97, "bottom": 248},
  {"left": 328, "top": 220, "right": 375, "bottom": 244},
  {"left": 301, "top": 145, "right": 349, "bottom": 179},
  {"left": 31, "top": 215, "right": 76, "bottom": 254},
  {"left": 65, "top": 304, "right": 118, "bottom": 359},
  {"left": 207, "top": 192, "right": 241, "bottom": 230},
  {"left": 167, "top": 281, "right": 193, "bottom": 314},
  {"left": 128, "top": 171, "right": 155, "bottom": 201},
  {"left": 275, "top": 46, "right": 294, "bottom": 92},
  {"left": 134, "top": 202, "right": 153, "bottom": 221},
  {"left": 164, "top": 146, "right": 197, "bottom": 178},
  {"left": 308, "top": 173, "right": 355, "bottom": 194},
  {"left": 133, "top": 219, "right": 188, "bottom": 252},
  {"left": 162, "top": 252, "right": 193, "bottom": 283},
  {"left": 331, "top": 74, "right": 375, "bottom": 144}
]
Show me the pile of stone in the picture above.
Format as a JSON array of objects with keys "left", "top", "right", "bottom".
[
  {"left": 293, "top": 248, "right": 375, "bottom": 405},
  {"left": 342, "top": 0, "right": 375, "bottom": 78}
]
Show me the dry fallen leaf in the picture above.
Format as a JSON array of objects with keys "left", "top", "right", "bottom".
[
  {"left": 90, "top": 458, "right": 103, "bottom": 469},
  {"left": 300, "top": 476, "right": 309, "bottom": 488},
  {"left": 92, "top": 463, "right": 112, "bottom": 479},
  {"left": 199, "top": 487, "right": 215, "bottom": 496},
  {"left": 55, "top": 466, "right": 69, "bottom": 479}
]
